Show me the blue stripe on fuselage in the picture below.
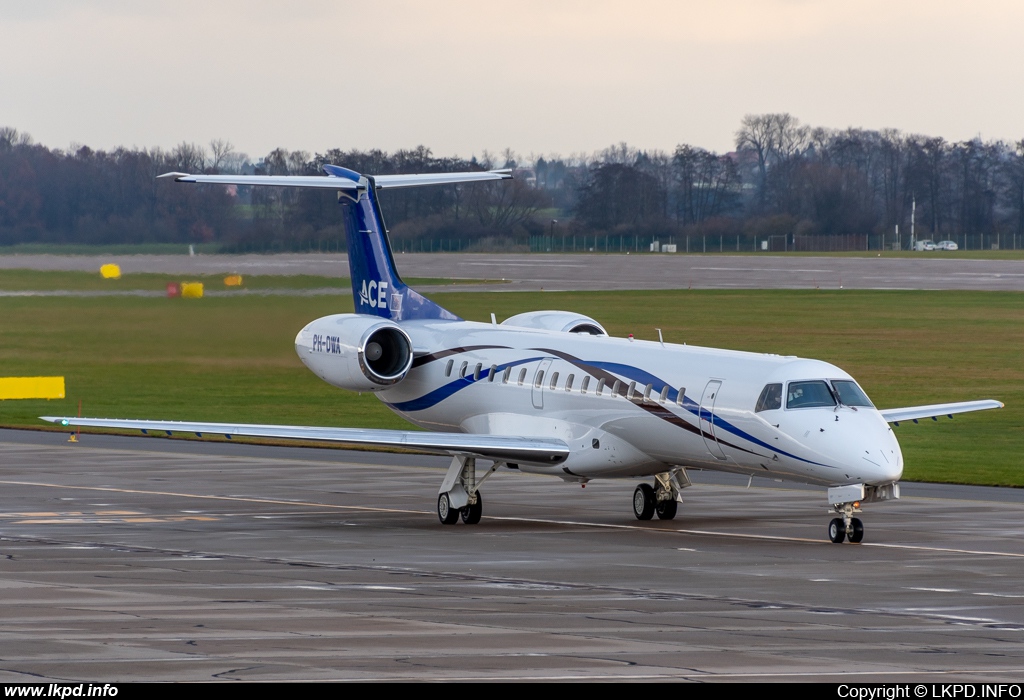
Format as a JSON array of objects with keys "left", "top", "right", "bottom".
[{"left": 387, "top": 356, "right": 544, "bottom": 413}]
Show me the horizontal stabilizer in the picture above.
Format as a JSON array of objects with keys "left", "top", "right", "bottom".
[
  {"left": 879, "top": 399, "right": 1004, "bottom": 424},
  {"left": 158, "top": 168, "right": 512, "bottom": 190},
  {"left": 158, "top": 172, "right": 360, "bottom": 190},
  {"left": 39, "top": 417, "right": 568, "bottom": 466}
]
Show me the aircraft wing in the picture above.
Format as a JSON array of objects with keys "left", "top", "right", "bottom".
[
  {"left": 157, "top": 169, "right": 512, "bottom": 190},
  {"left": 39, "top": 417, "right": 569, "bottom": 466},
  {"left": 878, "top": 399, "right": 1004, "bottom": 424}
]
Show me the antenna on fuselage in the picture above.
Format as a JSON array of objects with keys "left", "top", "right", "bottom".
[{"left": 657, "top": 328, "right": 664, "bottom": 347}]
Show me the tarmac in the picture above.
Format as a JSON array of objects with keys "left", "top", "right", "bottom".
[
  {"left": 2, "top": 252, "right": 1023, "bottom": 681},
  {"left": 3, "top": 251, "right": 1024, "bottom": 291},
  {"left": 2, "top": 428, "right": 1024, "bottom": 682}
]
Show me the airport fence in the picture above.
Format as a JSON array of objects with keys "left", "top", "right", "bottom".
[{"left": 214, "top": 232, "right": 1022, "bottom": 255}]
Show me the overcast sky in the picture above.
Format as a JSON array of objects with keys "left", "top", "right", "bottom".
[{"left": 2, "top": 1, "right": 1022, "bottom": 162}]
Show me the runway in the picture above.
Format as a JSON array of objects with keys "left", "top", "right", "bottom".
[
  {"left": 4, "top": 252, "right": 1024, "bottom": 291},
  {"left": 2, "top": 428, "right": 1023, "bottom": 682}
]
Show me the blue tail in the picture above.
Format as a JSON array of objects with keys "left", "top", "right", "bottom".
[{"left": 329, "top": 165, "right": 459, "bottom": 322}]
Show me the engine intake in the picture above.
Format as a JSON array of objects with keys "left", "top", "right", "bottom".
[
  {"left": 501, "top": 310, "right": 608, "bottom": 336},
  {"left": 295, "top": 314, "right": 413, "bottom": 392}
]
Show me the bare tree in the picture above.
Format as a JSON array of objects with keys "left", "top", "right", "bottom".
[{"left": 208, "top": 139, "right": 235, "bottom": 172}]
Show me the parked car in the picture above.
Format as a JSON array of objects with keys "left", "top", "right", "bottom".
[
  {"left": 914, "top": 239, "right": 937, "bottom": 251},
  {"left": 936, "top": 240, "right": 959, "bottom": 251}
]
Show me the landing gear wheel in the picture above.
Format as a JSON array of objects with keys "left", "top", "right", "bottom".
[
  {"left": 847, "top": 517, "right": 864, "bottom": 543},
  {"left": 461, "top": 492, "right": 482, "bottom": 525},
  {"left": 656, "top": 499, "right": 678, "bottom": 520},
  {"left": 828, "top": 517, "right": 846, "bottom": 544},
  {"left": 438, "top": 493, "right": 459, "bottom": 525},
  {"left": 633, "top": 483, "right": 655, "bottom": 521}
]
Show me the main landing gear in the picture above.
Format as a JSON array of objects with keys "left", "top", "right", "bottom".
[
  {"left": 437, "top": 456, "right": 500, "bottom": 526},
  {"left": 633, "top": 469, "right": 690, "bottom": 521}
]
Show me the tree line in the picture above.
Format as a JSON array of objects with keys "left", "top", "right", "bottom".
[{"left": 1, "top": 116, "right": 1022, "bottom": 250}]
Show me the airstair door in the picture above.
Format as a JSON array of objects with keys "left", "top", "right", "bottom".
[
  {"left": 699, "top": 380, "right": 727, "bottom": 460},
  {"left": 532, "top": 358, "right": 553, "bottom": 409}
]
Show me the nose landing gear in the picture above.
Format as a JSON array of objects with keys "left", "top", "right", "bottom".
[{"left": 828, "top": 502, "right": 864, "bottom": 544}]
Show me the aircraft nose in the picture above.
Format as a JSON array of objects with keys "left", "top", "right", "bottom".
[{"left": 821, "top": 411, "right": 903, "bottom": 484}]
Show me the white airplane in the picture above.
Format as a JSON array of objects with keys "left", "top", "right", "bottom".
[{"left": 43, "top": 166, "right": 1003, "bottom": 543}]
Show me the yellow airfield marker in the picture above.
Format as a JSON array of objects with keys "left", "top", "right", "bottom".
[
  {"left": 0, "top": 377, "right": 65, "bottom": 400},
  {"left": 180, "top": 282, "right": 204, "bottom": 298},
  {"left": 100, "top": 263, "right": 121, "bottom": 279}
]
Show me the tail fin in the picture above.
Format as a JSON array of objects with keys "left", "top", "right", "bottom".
[
  {"left": 335, "top": 168, "right": 457, "bottom": 321},
  {"left": 161, "top": 164, "right": 511, "bottom": 323}
]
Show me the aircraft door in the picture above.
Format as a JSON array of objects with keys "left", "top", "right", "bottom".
[
  {"left": 532, "top": 358, "right": 553, "bottom": 409},
  {"left": 699, "top": 380, "right": 727, "bottom": 460}
]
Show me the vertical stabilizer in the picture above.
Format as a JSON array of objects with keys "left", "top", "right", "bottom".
[{"left": 337, "top": 170, "right": 459, "bottom": 322}]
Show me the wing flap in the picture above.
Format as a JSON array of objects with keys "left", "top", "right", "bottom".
[
  {"left": 879, "top": 399, "right": 1004, "bottom": 424},
  {"left": 39, "top": 417, "right": 568, "bottom": 465}
]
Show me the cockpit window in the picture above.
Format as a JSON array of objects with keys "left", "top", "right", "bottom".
[
  {"left": 787, "top": 380, "right": 837, "bottom": 409},
  {"left": 831, "top": 380, "right": 874, "bottom": 407},
  {"left": 755, "top": 383, "right": 783, "bottom": 412}
]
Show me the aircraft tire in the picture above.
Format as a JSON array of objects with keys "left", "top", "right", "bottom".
[
  {"left": 633, "top": 484, "right": 655, "bottom": 521},
  {"left": 848, "top": 517, "right": 864, "bottom": 543},
  {"left": 656, "top": 499, "right": 678, "bottom": 520},
  {"left": 461, "top": 492, "right": 483, "bottom": 525},
  {"left": 438, "top": 493, "right": 459, "bottom": 525},
  {"left": 828, "top": 518, "right": 846, "bottom": 543}
]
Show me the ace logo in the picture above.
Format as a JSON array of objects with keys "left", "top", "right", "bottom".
[{"left": 359, "top": 280, "right": 389, "bottom": 309}]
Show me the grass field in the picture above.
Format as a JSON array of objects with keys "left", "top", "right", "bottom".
[{"left": 0, "top": 285, "right": 1020, "bottom": 487}]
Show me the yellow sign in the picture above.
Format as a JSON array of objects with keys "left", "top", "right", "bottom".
[
  {"left": 180, "top": 282, "right": 204, "bottom": 298},
  {"left": 0, "top": 377, "right": 65, "bottom": 400},
  {"left": 100, "top": 264, "right": 121, "bottom": 279},
  {"left": 224, "top": 275, "right": 243, "bottom": 287}
]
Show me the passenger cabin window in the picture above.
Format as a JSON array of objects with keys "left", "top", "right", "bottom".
[
  {"left": 643, "top": 384, "right": 653, "bottom": 403},
  {"left": 611, "top": 380, "right": 621, "bottom": 397},
  {"left": 473, "top": 363, "right": 482, "bottom": 381},
  {"left": 565, "top": 374, "right": 574, "bottom": 392},
  {"left": 596, "top": 378, "right": 605, "bottom": 396},
  {"left": 534, "top": 370, "right": 545, "bottom": 389},
  {"left": 488, "top": 365, "right": 498, "bottom": 382},
  {"left": 676, "top": 387, "right": 686, "bottom": 406},
  {"left": 755, "top": 383, "right": 783, "bottom": 412},
  {"left": 831, "top": 380, "right": 874, "bottom": 407},
  {"left": 549, "top": 371, "right": 559, "bottom": 390},
  {"left": 786, "top": 380, "right": 836, "bottom": 409},
  {"left": 502, "top": 366, "right": 511, "bottom": 384},
  {"left": 517, "top": 368, "right": 527, "bottom": 386},
  {"left": 445, "top": 359, "right": 454, "bottom": 377},
  {"left": 659, "top": 386, "right": 669, "bottom": 404},
  {"left": 459, "top": 361, "right": 468, "bottom": 379},
  {"left": 627, "top": 381, "right": 637, "bottom": 400},
  {"left": 581, "top": 376, "right": 590, "bottom": 394}
]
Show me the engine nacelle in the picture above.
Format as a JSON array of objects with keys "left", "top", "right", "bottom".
[
  {"left": 501, "top": 310, "right": 607, "bottom": 336},
  {"left": 294, "top": 314, "right": 413, "bottom": 392}
]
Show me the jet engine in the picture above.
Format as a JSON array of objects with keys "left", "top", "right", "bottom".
[
  {"left": 501, "top": 310, "right": 607, "bottom": 336},
  {"left": 294, "top": 314, "right": 413, "bottom": 392}
]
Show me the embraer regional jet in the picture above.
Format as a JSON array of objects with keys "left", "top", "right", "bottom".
[{"left": 44, "top": 166, "right": 1003, "bottom": 543}]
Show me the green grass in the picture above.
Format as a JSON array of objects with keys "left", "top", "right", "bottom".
[
  {"left": 1, "top": 288, "right": 1020, "bottom": 487},
  {"left": 0, "top": 243, "right": 223, "bottom": 255},
  {"left": 0, "top": 269, "right": 499, "bottom": 292}
]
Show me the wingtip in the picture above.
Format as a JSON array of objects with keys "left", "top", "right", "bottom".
[{"left": 157, "top": 171, "right": 190, "bottom": 180}]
